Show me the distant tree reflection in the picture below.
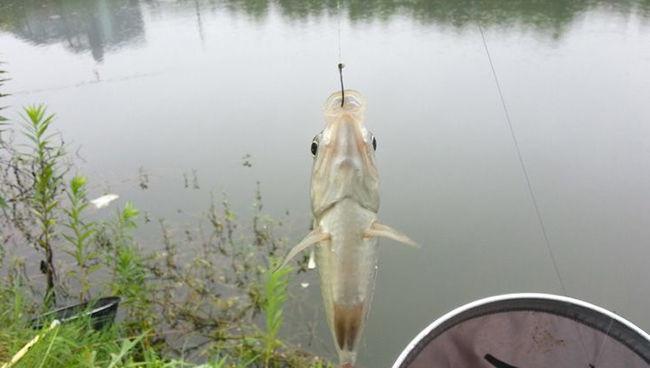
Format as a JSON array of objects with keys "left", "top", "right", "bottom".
[
  {"left": 0, "top": 0, "right": 648, "bottom": 61},
  {"left": 0, "top": 0, "right": 145, "bottom": 62}
]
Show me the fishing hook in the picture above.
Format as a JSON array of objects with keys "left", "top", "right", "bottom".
[{"left": 338, "top": 63, "right": 345, "bottom": 107}]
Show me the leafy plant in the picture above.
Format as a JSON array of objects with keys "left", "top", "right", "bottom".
[
  {"left": 262, "top": 262, "right": 290, "bottom": 367},
  {"left": 21, "top": 105, "right": 65, "bottom": 307},
  {"left": 62, "top": 175, "right": 99, "bottom": 302},
  {"left": 0, "top": 60, "right": 8, "bottom": 122},
  {"left": 107, "top": 202, "right": 153, "bottom": 333},
  {"left": 0, "top": 105, "right": 331, "bottom": 367}
]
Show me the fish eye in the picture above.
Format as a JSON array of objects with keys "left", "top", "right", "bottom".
[
  {"left": 372, "top": 136, "right": 377, "bottom": 151},
  {"left": 311, "top": 139, "right": 318, "bottom": 156}
]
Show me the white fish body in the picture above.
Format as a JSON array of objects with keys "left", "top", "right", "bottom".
[{"left": 283, "top": 90, "right": 415, "bottom": 367}]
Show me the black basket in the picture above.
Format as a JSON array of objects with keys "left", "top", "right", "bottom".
[{"left": 31, "top": 296, "right": 120, "bottom": 330}]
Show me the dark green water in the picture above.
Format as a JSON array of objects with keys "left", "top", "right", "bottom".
[{"left": 2, "top": 0, "right": 650, "bottom": 366}]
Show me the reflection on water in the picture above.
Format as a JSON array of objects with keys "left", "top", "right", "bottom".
[
  {"left": 2, "top": 0, "right": 649, "bottom": 61},
  {"left": 0, "top": 0, "right": 145, "bottom": 62}
]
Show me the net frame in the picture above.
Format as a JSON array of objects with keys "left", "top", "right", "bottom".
[{"left": 393, "top": 293, "right": 650, "bottom": 368}]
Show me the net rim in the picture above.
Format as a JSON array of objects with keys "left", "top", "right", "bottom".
[{"left": 392, "top": 293, "right": 650, "bottom": 368}]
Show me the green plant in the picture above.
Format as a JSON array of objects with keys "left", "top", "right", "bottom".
[
  {"left": 0, "top": 61, "right": 8, "bottom": 123},
  {"left": 21, "top": 105, "right": 64, "bottom": 307},
  {"left": 0, "top": 103, "right": 331, "bottom": 366},
  {"left": 262, "top": 262, "right": 290, "bottom": 367},
  {"left": 0, "top": 61, "right": 10, "bottom": 253},
  {"left": 62, "top": 175, "right": 98, "bottom": 302},
  {"left": 0, "top": 311, "right": 156, "bottom": 368},
  {"left": 106, "top": 333, "right": 146, "bottom": 368},
  {"left": 107, "top": 202, "right": 153, "bottom": 333}
]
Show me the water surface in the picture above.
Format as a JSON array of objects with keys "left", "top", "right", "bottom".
[{"left": 2, "top": 1, "right": 650, "bottom": 366}]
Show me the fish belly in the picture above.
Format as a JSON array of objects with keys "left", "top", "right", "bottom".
[{"left": 315, "top": 198, "right": 378, "bottom": 366}]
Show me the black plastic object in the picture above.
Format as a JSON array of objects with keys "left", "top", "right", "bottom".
[
  {"left": 393, "top": 293, "right": 650, "bottom": 368},
  {"left": 31, "top": 296, "right": 120, "bottom": 330}
]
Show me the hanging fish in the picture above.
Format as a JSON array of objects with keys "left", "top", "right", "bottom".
[{"left": 282, "top": 90, "right": 415, "bottom": 367}]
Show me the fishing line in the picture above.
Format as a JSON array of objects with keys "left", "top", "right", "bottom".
[
  {"left": 476, "top": 24, "right": 567, "bottom": 295},
  {"left": 337, "top": 0, "right": 345, "bottom": 106},
  {"left": 477, "top": 24, "right": 614, "bottom": 365},
  {"left": 337, "top": 0, "right": 343, "bottom": 62}
]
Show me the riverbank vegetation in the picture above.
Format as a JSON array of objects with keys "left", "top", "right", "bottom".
[{"left": 0, "top": 100, "right": 329, "bottom": 366}]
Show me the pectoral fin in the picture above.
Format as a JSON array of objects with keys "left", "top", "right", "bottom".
[
  {"left": 364, "top": 222, "right": 418, "bottom": 248},
  {"left": 279, "top": 228, "right": 330, "bottom": 269}
]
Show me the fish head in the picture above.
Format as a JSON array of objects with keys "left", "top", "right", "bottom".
[{"left": 310, "top": 90, "right": 380, "bottom": 217}]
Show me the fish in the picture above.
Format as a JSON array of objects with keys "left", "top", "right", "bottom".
[{"left": 282, "top": 90, "right": 416, "bottom": 367}]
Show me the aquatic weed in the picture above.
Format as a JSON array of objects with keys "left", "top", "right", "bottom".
[
  {"left": 21, "top": 105, "right": 66, "bottom": 307},
  {"left": 62, "top": 175, "right": 99, "bottom": 302},
  {"left": 0, "top": 104, "right": 331, "bottom": 367}
]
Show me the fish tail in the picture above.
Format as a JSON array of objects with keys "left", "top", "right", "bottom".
[{"left": 334, "top": 302, "right": 364, "bottom": 367}]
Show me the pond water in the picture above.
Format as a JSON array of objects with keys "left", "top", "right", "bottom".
[{"left": 2, "top": 0, "right": 650, "bottom": 366}]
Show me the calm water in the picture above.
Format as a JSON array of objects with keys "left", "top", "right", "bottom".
[{"left": 2, "top": 0, "right": 650, "bottom": 366}]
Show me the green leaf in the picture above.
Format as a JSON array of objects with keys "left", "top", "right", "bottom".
[
  {"left": 70, "top": 175, "right": 87, "bottom": 194},
  {"left": 120, "top": 202, "right": 140, "bottom": 228},
  {"left": 107, "top": 334, "right": 146, "bottom": 368},
  {"left": 87, "top": 263, "right": 103, "bottom": 274},
  {"left": 79, "top": 230, "right": 95, "bottom": 242}
]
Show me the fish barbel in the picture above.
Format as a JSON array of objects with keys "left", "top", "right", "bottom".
[{"left": 282, "top": 90, "right": 415, "bottom": 367}]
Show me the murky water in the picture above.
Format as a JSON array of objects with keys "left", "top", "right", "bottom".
[{"left": 2, "top": 0, "right": 650, "bottom": 366}]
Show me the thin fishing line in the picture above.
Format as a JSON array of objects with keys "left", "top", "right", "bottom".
[
  {"left": 478, "top": 24, "right": 607, "bottom": 365},
  {"left": 337, "top": 0, "right": 342, "bottom": 62},
  {"left": 336, "top": 0, "right": 345, "bottom": 107},
  {"left": 336, "top": 0, "right": 345, "bottom": 106},
  {"left": 476, "top": 24, "right": 567, "bottom": 296}
]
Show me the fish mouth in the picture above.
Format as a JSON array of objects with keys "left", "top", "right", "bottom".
[
  {"left": 334, "top": 302, "right": 365, "bottom": 358},
  {"left": 324, "top": 89, "right": 366, "bottom": 113}
]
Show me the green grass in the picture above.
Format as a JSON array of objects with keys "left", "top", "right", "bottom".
[
  {"left": 0, "top": 271, "right": 330, "bottom": 368},
  {"left": 0, "top": 300, "right": 161, "bottom": 367}
]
